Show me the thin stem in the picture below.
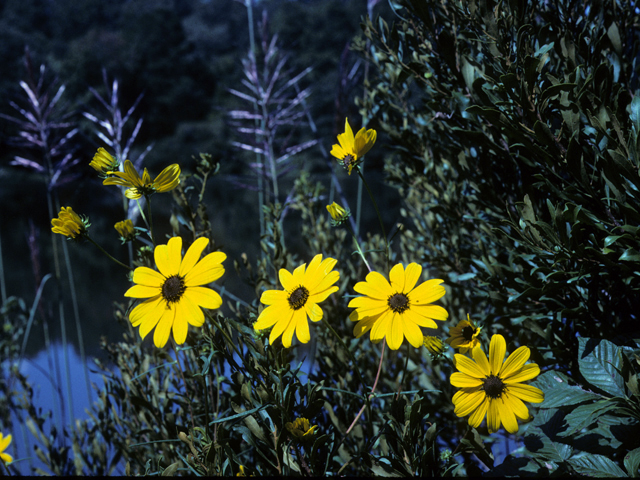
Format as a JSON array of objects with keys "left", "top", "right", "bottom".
[
  {"left": 86, "top": 237, "right": 132, "bottom": 270},
  {"left": 344, "top": 339, "right": 386, "bottom": 436},
  {"left": 356, "top": 167, "right": 390, "bottom": 270},
  {"left": 395, "top": 344, "right": 411, "bottom": 401},
  {"left": 344, "top": 223, "right": 372, "bottom": 273},
  {"left": 173, "top": 342, "right": 197, "bottom": 432},
  {"left": 145, "top": 194, "right": 155, "bottom": 245}
]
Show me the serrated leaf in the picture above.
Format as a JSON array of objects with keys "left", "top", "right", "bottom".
[
  {"left": 578, "top": 338, "right": 626, "bottom": 397},
  {"left": 624, "top": 447, "right": 640, "bottom": 477},
  {"left": 533, "top": 371, "right": 603, "bottom": 408},
  {"left": 560, "top": 401, "right": 619, "bottom": 437},
  {"left": 568, "top": 454, "right": 627, "bottom": 478}
]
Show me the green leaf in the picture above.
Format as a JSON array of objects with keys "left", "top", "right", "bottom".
[
  {"left": 524, "top": 426, "right": 573, "bottom": 462},
  {"left": 568, "top": 454, "right": 628, "bottom": 478},
  {"left": 533, "top": 371, "right": 603, "bottom": 408},
  {"left": 560, "top": 401, "right": 620, "bottom": 437},
  {"left": 578, "top": 338, "right": 626, "bottom": 397},
  {"left": 619, "top": 249, "right": 640, "bottom": 262},
  {"left": 624, "top": 447, "right": 640, "bottom": 477}
]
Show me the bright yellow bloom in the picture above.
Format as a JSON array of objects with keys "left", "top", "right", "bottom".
[
  {"left": 330, "top": 118, "right": 376, "bottom": 175},
  {"left": 285, "top": 417, "right": 317, "bottom": 443},
  {"left": 114, "top": 219, "right": 137, "bottom": 242},
  {"left": 349, "top": 263, "right": 448, "bottom": 350},
  {"left": 326, "top": 202, "right": 350, "bottom": 226},
  {"left": 103, "top": 159, "right": 181, "bottom": 199},
  {"left": 254, "top": 254, "right": 339, "bottom": 348},
  {"left": 0, "top": 432, "right": 13, "bottom": 464},
  {"left": 90, "top": 147, "right": 119, "bottom": 175},
  {"left": 450, "top": 334, "right": 544, "bottom": 434},
  {"left": 124, "top": 236, "right": 225, "bottom": 348},
  {"left": 423, "top": 335, "right": 447, "bottom": 357},
  {"left": 51, "top": 206, "right": 88, "bottom": 239},
  {"left": 446, "top": 314, "right": 482, "bottom": 353}
]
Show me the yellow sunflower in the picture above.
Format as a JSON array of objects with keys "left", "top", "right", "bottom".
[
  {"left": 124, "top": 236, "right": 225, "bottom": 348},
  {"left": 330, "top": 118, "right": 377, "bottom": 175},
  {"left": 253, "top": 254, "right": 339, "bottom": 348},
  {"left": 51, "top": 206, "right": 89, "bottom": 240},
  {"left": 348, "top": 263, "right": 448, "bottom": 350},
  {"left": 450, "top": 334, "right": 544, "bottom": 434},
  {"left": 0, "top": 432, "right": 12, "bottom": 464},
  {"left": 285, "top": 417, "right": 318, "bottom": 443},
  {"left": 103, "top": 159, "right": 181, "bottom": 199},
  {"left": 446, "top": 314, "right": 482, "bottom": 353}
]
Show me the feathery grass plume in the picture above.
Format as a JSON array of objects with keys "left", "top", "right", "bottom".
[{"left": 229, "top": 10, "right": 317, "bottom": 236}]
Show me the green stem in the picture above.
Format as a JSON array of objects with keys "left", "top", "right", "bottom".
[
  {"left": 356, "top": 167, "right": 390, "bottom": 270},
  {"left": 395, "top": 344, "right": 411, "bottom": 401},
  {"left": 86, "top": 237, "right": 132, "bottom": 270},
  {"left": 345, "top": 223, "right": 372, "bottom": 273},
  {"left": 145, "top": 195, "right": 155, "bottom": 245}
]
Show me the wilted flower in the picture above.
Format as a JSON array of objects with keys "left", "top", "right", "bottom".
[
  {"left": 450, "top": 334, "right": 544, "bottom": 434},
  {"left": 285, "top": 417, "right": 317, "bottom": 442},
  {"left": 51, "top": 207, "right": 89, "bottom": 240},
  {"left": 114, "top": 219, "right": 138, "bottom": 243},
  {"left": 330, "top": 118, "right": 377, "bottom": 175},
  {"left": 103, "top": 159, "right": 180, "bottom": 199},
  {"left": 90, "top": 147, "right": 119, "bottom": 176},
  {"left": 349, "top": 263, "right": 448, "bottom": 350},
  {"left": 254, "top": 254, "right": 339, "bottom": 348}
]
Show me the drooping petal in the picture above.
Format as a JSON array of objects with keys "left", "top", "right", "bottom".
[
  {"left": 153, "top": 307, "right": 175, "bottom": 348},
  {"left": 154, "top": 164, "right": 181, "bottom": 192},
  {"left": 254, "top": 304, "right": 285, "bottom": 330},
  {"left": 180, "top": 237, "right": 209, "bottom": 276},
  {"left": 295, "top": 309, "right": 311, "bottom": 344},
  {"left": 487, "top": 399, "right": 501, "bottom": 433},
  {"left": 130, "top": 296, "right": 164, "bottom": 327},
  {"left": 453, "top": 389, "right": 485, "bottom": 416},
  {"left": 172, "top": 308, "right": 189, "bottom": 344},
  {"left": 387, "top": 314, "right": 405, "bottom": 350},
  {"left": 401, "top": 314, "right": 425, "bottom": 348},
  {"left": 269, "top": 308, "right": 295, "bottom": 344},
  {"left": 370, "top": 309, "right": 393, "bottom": 343}
]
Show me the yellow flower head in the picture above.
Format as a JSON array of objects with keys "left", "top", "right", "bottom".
[
  {"left": 253, "top": 254, "right": 339, "bottom": 348},
  {"left": 51, "top": 206, "right": 89, "bottom": 240},
  {"left": 326, "top": 202, "right": 350, "bottom": 226},
  {"left": 124, "top": 236, "right": 225, "bottom": 348},
  {"left": 446, "top": 314, "right": 482, "bottom": 353},
  {"left": 90, "top": 147, "right": 119, "bottom": 176},
  {"left": 114, "top": 219, "right": 138, "bottom": 243},
  {"left": 0, "top": 432, "right": 13, "bottom": 464},
  {"left": 450, "top": 334, "right": 544, "bottom": 434},
  {"left": 349, "top": 263, "right": 448, "bottom": 350},
  {"left": 103, "top": 159, "right": 181, "bottom": 199},
  {"left": 423, "top": 335, "right": 447, "bottom": 358},
  {"left": 285, "top": 417, "right": 317, "bottom": 443},
  {"left": 330, "top": 118, "right": 377, "bottom": 175}
]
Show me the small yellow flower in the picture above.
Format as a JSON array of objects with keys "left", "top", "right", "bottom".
[
  {"left": 114, "top": 219, "right": 138, "bottom": 243},
  {"left": 253, "top": 254, "right": 339, "bottom": 348},
  {"left": 326, "top": 202, "right": 350, "bottom": 226},
  {"left": 0, "top": 432, "right": 13, "bottom": 464},
  {"left": 90, "top": 147, "right": 119, "bottom": 176},
  {"left": 330, "top": 118, "right": 377, "bottom": 175},
  {"left": 51, "top": 207, "right": 89, "bottom": 240},
  {"left": 124, "top": 236, "right": 225, "bottom": 348},
  {"left": 450, "top": 334, "right": 544, "bottom": 434},
  {"left": 285, "top": 417, "right": 317, "bottom": 443},
  {"left": 103, "top": 159, "right": 181, "bottom": 199},
  {"left": 349, "top": 263, "right": 448, "bottom": 350},
  {"left": 236, "top": 465, "right": 254, "bottom": 476},
  {"left": 423, "top": 335, "right": 447, "bottom": 357},
  {"left": 446, "top": 314, "right": 482, "bottom": 353}
]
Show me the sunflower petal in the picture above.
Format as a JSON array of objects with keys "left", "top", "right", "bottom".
[
  {"left": 132, "top": 266, "right": 165, "bottom": 287},
  {"left": 489, "top": 334, "right": 506, "bottom": 375},
  {"left": 153, "top": 307, "right": 174, "bottom": 348},
  {"left": 180, "top": 237, "right": 209, "bottom": 276}
]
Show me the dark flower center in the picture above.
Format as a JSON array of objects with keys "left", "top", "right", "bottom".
[
  {"left": 162, "top": 275, "right": 186, "bottom": 303},
  {"left": 388, "top": 293, "right": 410, "bottom": 313},
  {"left": 288, "top": 286, "right": 310, "bottom": 310},
  {"left": 462, "top": 325, "right": 477, "bottom": 341},
  {"left": 342, "top": 154, "right": 356, "bottom": 168},
  {"left": 482, "top": 374, "right": 506, "bottom": 399}
]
